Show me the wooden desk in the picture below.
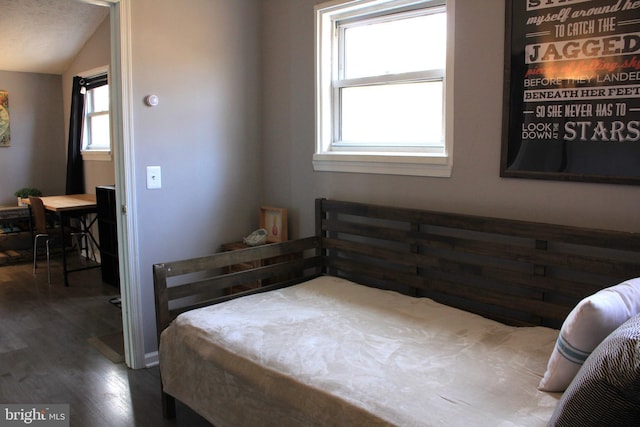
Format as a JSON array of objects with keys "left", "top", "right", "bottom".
[
  {"left": 25, "top": 194, "right": 99, "bottom": 286},
  {"left": 33, "top": 194, "right": 97, "bottom": 212}
]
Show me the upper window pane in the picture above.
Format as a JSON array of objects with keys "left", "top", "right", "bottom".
[
  {"left": 343, "top": 11, "right": 446, "bottom": 79},
  {"left": 91, "top": 85, "right": 110, "bottom": 113}
]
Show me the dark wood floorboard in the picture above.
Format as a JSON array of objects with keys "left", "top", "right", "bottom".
[{"left": 0, "top": 256, "right": 213, "bottom": 427}]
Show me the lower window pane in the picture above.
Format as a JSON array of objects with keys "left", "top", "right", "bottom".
[
  {"left": 89, "top": 115, "right": 111, "bottom": 149},
  {"left": 340, "top": 81, "right": 443, "bottom": 146}
]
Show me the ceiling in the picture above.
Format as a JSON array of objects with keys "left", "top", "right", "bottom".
[{"left": 0, "top": 0, "right": 109, "bottom": 75}]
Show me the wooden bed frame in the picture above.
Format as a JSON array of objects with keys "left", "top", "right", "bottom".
[{"left": 153, "top": 198, "right": 640, "bottom": 418}]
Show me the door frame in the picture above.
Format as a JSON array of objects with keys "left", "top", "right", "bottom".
[{"left": 82, "top": 0, "right": 144, "bottom": 369}]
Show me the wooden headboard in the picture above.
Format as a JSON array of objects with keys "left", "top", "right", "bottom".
[
  {"left": 154, "top": 198, "right": 640, "bottom": 337},
  {"left": 316, "top": 199, "right": 640, "bottom": 328}
]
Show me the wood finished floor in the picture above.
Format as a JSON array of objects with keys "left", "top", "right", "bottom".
[{"left": 0, "top": 256, "right": 212, "bottom": 427}]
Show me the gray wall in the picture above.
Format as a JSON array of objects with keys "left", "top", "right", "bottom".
[
  {"left": 131, "top": 0, "right": 639, "bottom": 358},
  {"left": 0, "top": 71, "right": 66, "bottom": 204},
  {"left": 129, "top": 0, "right": 261, "bottom": 355},
  {"left": 260, "top": 0, "right": 640, "bottom": 238}
]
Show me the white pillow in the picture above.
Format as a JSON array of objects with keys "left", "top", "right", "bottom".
[{"left": 538, "top": 277, "right": 640, "bottom": 392}]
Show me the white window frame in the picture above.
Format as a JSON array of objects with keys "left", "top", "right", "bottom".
[
  {"left": 80, "top": 66, "right": 112, "bottom": 161},
  {"left": 314, "top": 0, "right": 455, "bottom": 177}
]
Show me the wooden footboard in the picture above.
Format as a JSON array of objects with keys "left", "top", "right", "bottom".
[
  {"left": 153, "top": 236, "right": 322, "bottom": 418},
  {"left": 153, "top": 236, "right": 322, "bottom": 337}
]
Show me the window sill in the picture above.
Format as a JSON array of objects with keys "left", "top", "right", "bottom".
[
  {"left": 312, "top": 152, "right": 452, "bottom": 177},
  {"left": 81, "top": 150, "right": 112, "bottom": 161}
]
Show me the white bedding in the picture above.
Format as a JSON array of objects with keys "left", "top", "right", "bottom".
[{"left": 159, "top": 276, "right": 561, "bottom": 426}]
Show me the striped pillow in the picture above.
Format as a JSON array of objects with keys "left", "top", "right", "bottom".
[
  {"left": 547, "top": 313, "right": 640, "bottom": 426},
  {"left": 539, "top": 278, "right": 640, "bottom": 392}
]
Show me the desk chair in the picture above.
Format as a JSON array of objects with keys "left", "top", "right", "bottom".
[{"left": 29, "top": 196, "right": 92, "bottom": 285}]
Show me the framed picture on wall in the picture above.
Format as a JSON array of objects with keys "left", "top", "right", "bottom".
[
  {"left": 500, "top": 0, "right": 640, "bottom": 185},
  {"left": 259, "top": 206, "right": 288, "bottom": 243},
  {"left": 0, "top": 91, "right": 11, "bottom": 147}
]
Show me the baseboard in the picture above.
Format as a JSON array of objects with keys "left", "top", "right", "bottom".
[{"left": 145, "top": 350, "right": 159, "bottom": 367}]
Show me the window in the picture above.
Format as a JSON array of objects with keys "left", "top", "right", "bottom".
[
  {"left": 314, "top": 0, "right": 454, "bottom": 176},
  {"left": 80, "top": 71, "right": 111, "bottom": 161},
  {"left": 84, "top": 84, "right": 110, "bottom": 150}
]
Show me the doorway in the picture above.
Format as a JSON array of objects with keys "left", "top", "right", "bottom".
[{"left": 84, "top": 0, "right": 144, "bottom": 369}]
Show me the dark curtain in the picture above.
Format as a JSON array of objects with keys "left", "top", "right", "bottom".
[{"left": 65, "top": 74, "right": 108, "bottom": 195}]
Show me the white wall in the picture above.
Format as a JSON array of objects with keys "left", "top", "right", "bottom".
[
  {"left": 0, "top": 71, "right": 66, "bottom": 205},
  {"left": 129, "top": 0, "right": 261, "bottom": 354},
  {"left": 260, "top": 0, "right": 640, "bottom": 237}
]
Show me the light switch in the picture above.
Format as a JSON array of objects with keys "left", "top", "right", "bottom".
[{"left": 146, "top": 166, "right": 162, "bottom": 189}]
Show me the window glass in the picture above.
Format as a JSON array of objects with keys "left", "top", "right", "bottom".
[
  {"left": 340, "top": 81, "right": 443, "bottom": 146},
  {"left": 91, "top": 85, "right": 109, "bottom": 113},
  {"left": 89, "top": 113, "right": 110, "bottom": 149},
  {"left": 343, "top": 12, "right": 446, "bottom": 79},
  {"left": 83, "top": 82, "right": 110, "bottom": 152},
  {"left": 314, "top": 0, "right": 453, "bottom": 177}
]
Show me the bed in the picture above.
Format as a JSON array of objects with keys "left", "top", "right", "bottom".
[{"left": 153, "top": 199, "right": 640, "bottom": 426}]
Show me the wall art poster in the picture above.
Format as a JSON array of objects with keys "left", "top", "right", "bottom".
[
  {"left": 0, "top": 91, "right": 9, "bottom": 147},
  {"left": 501, "top": 0, "right": 640, "bottom": 185}
]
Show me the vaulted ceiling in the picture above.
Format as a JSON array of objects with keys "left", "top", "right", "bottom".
[{"left": 0, "top": 0, "right": 109, "bottom": 75}]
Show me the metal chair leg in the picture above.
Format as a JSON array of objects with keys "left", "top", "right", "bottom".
[
  {"left": 33, "top": 233, "right": 51, "bottom": 285},
  {"left": 46, "top": 239, "right": 51, "bottom": 286},
  {"left": 33, "top": 237, "right": 38, "bottom": 275},
  {"left": 33, "top": 234, "right": 48, "bottom": 275}
]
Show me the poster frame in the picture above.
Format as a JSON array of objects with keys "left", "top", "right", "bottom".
[{"left": 500, "top": 0, "right": 640, "bottom": 186}]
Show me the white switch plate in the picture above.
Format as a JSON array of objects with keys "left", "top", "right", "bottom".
[{"left": 146, "top": 166, "right": 162, "bottom": 189}]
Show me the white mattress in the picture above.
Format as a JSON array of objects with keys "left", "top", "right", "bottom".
[{"left": 159, "top": 276, "right": 561, "bottom": 426}]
